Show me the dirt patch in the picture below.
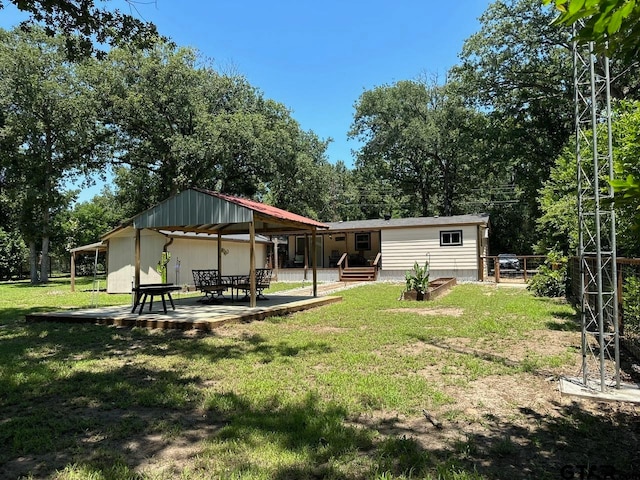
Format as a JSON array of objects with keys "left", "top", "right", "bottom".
[{"left": 351, "top": 365, "right": 640, "bottom": 478}]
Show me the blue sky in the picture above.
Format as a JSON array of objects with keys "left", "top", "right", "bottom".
[{"left": 1, "top": 0, "right": 492, "bottom": 200}]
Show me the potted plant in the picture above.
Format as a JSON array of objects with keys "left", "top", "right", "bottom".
[{"left": 403, "top": 259, "right": 430, "bottom": 301}]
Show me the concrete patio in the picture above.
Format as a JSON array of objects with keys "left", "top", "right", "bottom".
[{"left": 24, "top": 283, "right": 358, "bottom": 331}]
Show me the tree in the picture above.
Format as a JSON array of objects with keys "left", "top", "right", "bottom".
[
  {"left": 544, "top": 0, "right": 640, "bottom": 62},
  {"left": 98, "top": 40, "right": 333, "bottom": 218},
  {"left": 264, "top": 130, "right": 333, "bottom": 220},
  {"left": 0, "top": 0, "right": 160, "bottom": 58},
  {"left": 0, "top": 27, "right": 111, "bottom": 282},
  {"left": 536, "top": 100, "right": 640, "bottom": 257},
  {"left": 451, "top": 0, "right": 575, "bottom": 252},
  {"left": 65, "top": 187, "right": 123, "bottom": 249},
  {"left": 350, "top": 77, "right": 488, "bottom": 218}
]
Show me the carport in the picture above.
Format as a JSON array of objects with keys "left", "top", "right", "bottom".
[{"left": 122, "top": 188, "right": 328, "bottom": 307}]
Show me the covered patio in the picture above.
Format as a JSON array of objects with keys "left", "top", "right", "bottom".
[{"left": 105, "top": 188, "right": 329, "bottom": 307}]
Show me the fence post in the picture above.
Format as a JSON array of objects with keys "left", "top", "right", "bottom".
[{"left": 618, "top": 264, "right": 624, "bottom": 336}]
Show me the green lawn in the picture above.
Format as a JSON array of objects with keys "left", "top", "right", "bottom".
[{"left": 1, "top": 279, "right": 637, "bottom": 479}]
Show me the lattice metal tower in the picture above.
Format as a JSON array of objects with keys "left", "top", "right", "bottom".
[{"left": 573, "top": 24, "right": 620, "bottom": 391}]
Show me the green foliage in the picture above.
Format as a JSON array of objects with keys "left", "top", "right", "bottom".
[
  {"left": 544, "top": 0, "right": 640, "bottom": 62},
  {"left": 451, "top": 0, "right": 575, "bottom": 253},
  {"left": 537, "top": 100, "right": 640, "bottom": 256},
  {"left": 405, "top": 259, "right": 430, "bottom": 293},
  {"left": 93, "top": 40, "right": 332, "bottom": 219},
  {"left": 0, "top": 228, "right": 27, "bottom": 280},
  {"left": 623, "top": 275, "right": 640, "bottom": 334},
  {"left": 350, "top": 77, "right": 488, "bottom": 217},
  {"left": 64, "top": 188, "right": 123, "bottom": 248},
  {"left": 527, "top": 250, "right": 568, "bottom": 297},
  {"left": 0, "top": 0, "right": 161, "bottom": 59}
]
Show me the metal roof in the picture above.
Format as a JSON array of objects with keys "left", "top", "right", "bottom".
[
  {"left": 108, "top": 188, "right": 327, "bottom": 237},
  {"left": 159, "top": 230, "right": 271, "bottom": 244},
  {"left": 69, "top": 241, "right": 107, "bottom": 253},
  {"left": 324, "top": 213, "right": 490, "bottom": 232}
]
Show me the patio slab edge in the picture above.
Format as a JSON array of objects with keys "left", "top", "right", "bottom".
[{"left": 25, "top": 295, "right": 342, "bottom": 331}]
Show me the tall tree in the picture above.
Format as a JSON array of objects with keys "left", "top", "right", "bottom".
[
  {"left": 537, "top": 100, "right": 640, "bottom": 257},
  {"left": 451, "top": 0, "right": 575, "bottom": 253},
  {"left": 543, "top": 0, "right": 640, "bottom": 221},
  {"left": 264, "top": 130, "right": 333, "bottom": 220},
  {"left": 99, "top": 41, "right": 332, "bottom": 216},
  {"left": 350, "top": 77, "right": 488, "bottom": 218},
  {"left": 0, "top": 27, "right": 110, "bottom": 282}
]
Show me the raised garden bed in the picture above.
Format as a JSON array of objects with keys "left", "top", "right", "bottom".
[{"left": 402, "top": 277, "right": 457, "bottom": 301}]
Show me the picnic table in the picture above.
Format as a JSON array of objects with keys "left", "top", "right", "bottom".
[{"left": 131, "top": 283, "right": 182, "bottom": 314}]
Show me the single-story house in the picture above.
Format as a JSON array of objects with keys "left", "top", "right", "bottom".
[{"left": 277, "top": 214, "right": 490, "bottom": 282}]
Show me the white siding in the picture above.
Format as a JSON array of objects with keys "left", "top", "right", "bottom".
[
  {"left": 168, "top": 237, "right": 267, "bottom": 285},
  {"left": 106, "top": 228, "right": 267, "bottom": 293},
  {"left": 107, "top": 229, "right": 164, "bottom": 293},
  {"left": 381, "top": 225, "right": 479, "bottom": 271}
]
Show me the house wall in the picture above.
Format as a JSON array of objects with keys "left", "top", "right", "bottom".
[
  {"left": 170, "top": 236, "right": 267, "bottom": 284},
  {"left": 380, "top": 225, "right": 483, "bottom": 281},
  {"left": 106, "top": 228, "right": 267, "bottom": 293}
]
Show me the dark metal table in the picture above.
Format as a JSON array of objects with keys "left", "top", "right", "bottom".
[
  {"left": 221, "top": 275, "right": 249, "bottom": 302},
  {"left": 131, "top": 283, "right": 182, "bottom": 314}
]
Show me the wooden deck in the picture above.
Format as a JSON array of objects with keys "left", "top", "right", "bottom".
[{"left": 25, "top": 291, "right": 343, "bottom": 332}]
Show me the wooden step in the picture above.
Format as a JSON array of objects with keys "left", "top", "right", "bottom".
[{"left": 340, "top": 267, "right": 377, "bottom": 282}]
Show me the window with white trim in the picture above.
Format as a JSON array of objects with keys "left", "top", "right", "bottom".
[
  {"left": 354, "top": 232, "right": 371, "bottom": 251},
  {"left": 440, "top": 230, "right": 462, "bottom": 246}
]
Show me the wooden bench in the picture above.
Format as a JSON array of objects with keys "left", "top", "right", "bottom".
[
  {"left": 131, "top": 283, "right": 182, "bottom": 314},
  {"left": 236, "top": 268, "right": 273, "bottom": 301},
  {"left": 192, "top": 269, "right": 228, "bottom": 303}
]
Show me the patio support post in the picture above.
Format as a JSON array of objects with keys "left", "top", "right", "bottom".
[
  {"left": 135, "top": 228, "right": 141, "bottom": 288},
  {"left": 303, "top": 234, "right": 308, "bottom": 280},
  {"left": 272, "top": 237, "right": 279, "bottom": 281},
  {"left": 70, "top": 251, "right": 76, "bottom": 292},
  {"left": 249, "top": 221, "right": 256, "bottom": 308},
  {"left": 217, "top": 232, "right": 222, "bottom": 275},
  {"left": 312, "top": 228, "right": 317, "bottom": 297}
]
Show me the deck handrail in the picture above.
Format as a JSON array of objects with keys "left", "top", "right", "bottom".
[
  {"left": 337, "top": 252, "right": 348, "bottom": 280},
  {"left": 372, "top": 252, "right": 381, "bottom": 280}
]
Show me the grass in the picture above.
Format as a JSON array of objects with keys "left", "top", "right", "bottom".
[{"left": 1, "top": 279, "right": 633, "bottom": 479}]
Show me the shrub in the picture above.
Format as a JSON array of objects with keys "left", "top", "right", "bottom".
[{"left": 527, "top": 251, "right": 568, "bottom": 298}]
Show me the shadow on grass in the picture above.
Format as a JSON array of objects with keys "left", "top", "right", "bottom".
[
  {"left": 0, "top": 306, "right": 74, "bottom": 326},
  {"left": 3, "top": 316, "right": 640, "bottom": 478}
]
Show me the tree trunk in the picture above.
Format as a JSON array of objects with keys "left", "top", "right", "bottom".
[
  {"left": 40, "top": 236, "right": 50, "bottom": 283},
  {"left": 29, "top": 240, "right": 39, "bottom": 284}
]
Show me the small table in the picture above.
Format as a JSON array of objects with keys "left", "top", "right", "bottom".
[
  {"left": 221, "top": 275, "right": 249, "bottom": 301},
  {"left": 132, "top": 283, "right": 182, "bottom": 314}
]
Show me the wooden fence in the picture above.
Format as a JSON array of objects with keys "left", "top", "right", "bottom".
[{"left": 480, "top": 255, "right": 546, "bottom": 283}]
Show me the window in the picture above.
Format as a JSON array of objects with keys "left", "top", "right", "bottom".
[
  {"left": 354, "top": 232, "right": 371, "bottom": 251},
  {"left": 440, "top": 230, "right": 462, "bottom": 246}
]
